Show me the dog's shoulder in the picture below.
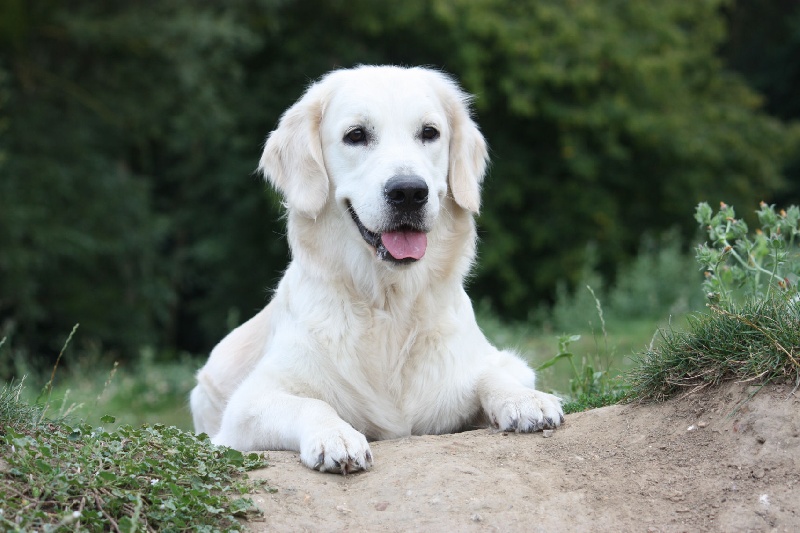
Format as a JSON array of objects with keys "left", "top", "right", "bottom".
[{"left": 198, "top": 301, "right": 276, "bottom": 399}]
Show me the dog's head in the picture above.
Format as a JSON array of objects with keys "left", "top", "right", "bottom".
[{"left": 259, "top": 65, "right": 488, "bottom": 265}]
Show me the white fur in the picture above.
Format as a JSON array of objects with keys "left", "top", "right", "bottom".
[{"left": 190, "top": 65, "right": 563, "bottom": 474}]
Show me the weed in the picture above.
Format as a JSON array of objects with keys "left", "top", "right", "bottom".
[
  {"left": 16, "top": 350, "right": 198, "bottom": 430},
  {"left": 628, "top": 201, "right": 800, "bottom": 401},
  {"left": 695, "top": 201, "right": 800, "bottom": 305},
  {"left": 537, "top": 288, "right": 626, "bottom": 411},
  {"left": 0, "top": 335, "right": 270, "bottom": 531},
  {"left": 37, "top": 323, "right": 79, "bottom": 424},
  {"left": 0, "top": 380, "right": 39, "bottom": 434}
]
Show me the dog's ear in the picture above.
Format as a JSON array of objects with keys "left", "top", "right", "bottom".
[
  {"left": 259, "top": 80, "right": 330, "bottom": 218},
  {"left": 435, "top": 73, "right": 489, "bottom": 214}
]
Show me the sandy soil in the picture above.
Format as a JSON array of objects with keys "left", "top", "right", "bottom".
[{"left": 246, "top": 382, "right": 800, "bottom": 532}]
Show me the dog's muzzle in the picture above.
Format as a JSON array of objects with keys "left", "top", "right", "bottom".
[{"left": 348, "top": 175, "right": 430, "bottom": 264}]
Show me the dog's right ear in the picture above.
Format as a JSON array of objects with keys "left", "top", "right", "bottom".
[{"left": 259, "top": 81, "right": 330, "bottom": 219}]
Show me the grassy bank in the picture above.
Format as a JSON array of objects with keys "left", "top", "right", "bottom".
[{"left": 0, "top": 380, "right": 268, "bottom": 531}]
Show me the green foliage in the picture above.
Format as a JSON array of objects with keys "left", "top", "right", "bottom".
[
  {"left": 0, "top": 378, "right": 40, "bottom": 435},
  {"left": 549, "top": 248, "right": 608, "bottom": 331},
  {"left": 608, "top": 231, "right": 704, "bottom": 319},
  {"left": 722, "top": 0, "right": 800, "bottom": 203},
  {"left": 537, "top": 333, "right": 624, "bottom": 410},
  {"left": 9, "top": 345, "right": 200, "bottom": 430},
  {"left": 537, "top": 292, "right": 625, "bottom": 410},
  {"left": 0, "top": 381, "right": 269, "bottom": 531},
  {"left": 628, "top": 201, "right": 800, "bottom": 402},
  {"left": 548, "top": 232, "right": 704, "bottom": 332},
  {"left": 1, "top": 0, "right": 798, "bottom": 369},
  {"left": 695, "top": 201, "right": 800, "bottom": 304},
  {"left": 723, "top": 0, "right": 800, "bottom": 118},
  {"left": 562, "top": 391, "right": 627, "bottom": 414},
  {"left": 463, "top": 0, "right": 797, "bottom": 314},
  {"left": 0, "top": 1, "right": 285, "bottom": 362},
  {"left": 481, "top": 233, "right": 706, "bottom": 409}
]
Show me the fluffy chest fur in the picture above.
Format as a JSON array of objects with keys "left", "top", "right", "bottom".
[{"left": 268, "top": 264, "right": 484, "bottom": 439}]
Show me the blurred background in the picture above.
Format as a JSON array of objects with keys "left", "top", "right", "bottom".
[{"left": 1, "top": 0, "right": 799, "bottom": 428}]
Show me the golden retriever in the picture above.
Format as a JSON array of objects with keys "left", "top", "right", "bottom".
[{"left": 190, "top": 65, "right": 563, "bottom": 474}]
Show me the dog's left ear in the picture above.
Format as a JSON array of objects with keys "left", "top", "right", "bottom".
[
  {"left": 259, "top": 79, "right": 330, "bottom": 218},
  {"left": 434, "top": 73, "right": 489, "bottom": 214}
]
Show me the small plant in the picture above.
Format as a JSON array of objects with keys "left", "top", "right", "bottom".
[
  {"left": 628, "top": 296, "right": 800, "bottom": 401},
  {"left": 537, "top": 288, "right": 626, "bottom": 412},
  {"left": 695, "top": 201, "right": 800, "bottom": 305}
]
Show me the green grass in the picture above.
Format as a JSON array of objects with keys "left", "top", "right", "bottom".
[
  {"left": 473, "top": 230, "right": 707, "bottom": 412},
  {"left": 12, "top": 348, "right": 199, "bottom": 431},
  {"left": 477, "top": 310, "right": 662, "bottom": 412},
  {"left": 562, "top": 391, "right": 628, "bottom": 413},
  {"left": 627, "top": 296, "right": 800, "bottom": 402},
  {"left": 0, "top": 380, "right": 269, "bottom": 532},
  {"left": 478, "top": 316, "right": 627, "bottom": 412},
  {"left": 0, "top": 378, "right": 42, "bottom": 436}
]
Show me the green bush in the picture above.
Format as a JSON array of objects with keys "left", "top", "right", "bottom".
[
  {"left": 609, "top": 231, "right": 703, "bottom": 319},
  {"left": 695, "top": 201, "right": 800, "bottom": 304}
]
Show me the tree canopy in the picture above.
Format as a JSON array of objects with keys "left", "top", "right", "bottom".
[{"left": 1, "top": 0, "right": 798, "bottom": 366}]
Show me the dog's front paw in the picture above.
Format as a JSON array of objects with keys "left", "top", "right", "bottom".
[
  {"left": 487, "top": 389, "right": 564, "bottom": 433},
  {"left": 300, "top": 425, "right": 373, "bottom": 475}
]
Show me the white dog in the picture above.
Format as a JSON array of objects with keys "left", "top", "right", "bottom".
[{"left": 190, "top": 65, "right": 563, "bottom": 474}]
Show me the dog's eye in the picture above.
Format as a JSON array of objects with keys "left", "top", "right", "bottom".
[
  {"left": 421, "top": 126, "right": 440, "bottom": 142},
  {"left": 344, "top": 128, "right": 367, "bottom": 145}
]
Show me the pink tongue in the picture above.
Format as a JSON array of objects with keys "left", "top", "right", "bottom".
[{"left": 381, "top": 231, "right": 428, "bottom": 260}]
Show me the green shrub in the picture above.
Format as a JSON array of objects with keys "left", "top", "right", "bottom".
[{"left": 609, "top": 231, "right": 704, "bottom": 320}]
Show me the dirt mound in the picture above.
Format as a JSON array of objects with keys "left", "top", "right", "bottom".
[{"left": 247, "top": 383, "right": 800, "bottom": 532}]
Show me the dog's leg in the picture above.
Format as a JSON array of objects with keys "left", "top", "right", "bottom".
[
  {"left": 189, "top": 369, "right": 230, "bottom": 437},
  {"left": 477, "top": 350, "right": 564, "bottom": 432},
  {"left": 212, "top": 388, "right": 373, "bottom": 474},
  {"left": 189, "top": 383, "right": 219, "bottom": 436}
]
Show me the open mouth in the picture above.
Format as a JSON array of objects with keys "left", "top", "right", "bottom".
[{"left": 347, "top": 203, "right": 428, "bottom": 264}]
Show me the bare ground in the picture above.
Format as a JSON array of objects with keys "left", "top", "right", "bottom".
[{"left": 246, "top": 382, "right": 800, "bottom": 532}]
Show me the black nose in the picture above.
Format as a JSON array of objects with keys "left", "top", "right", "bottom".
[{"left": 384, "top": 175, "right": 428, "bottom": 211}]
